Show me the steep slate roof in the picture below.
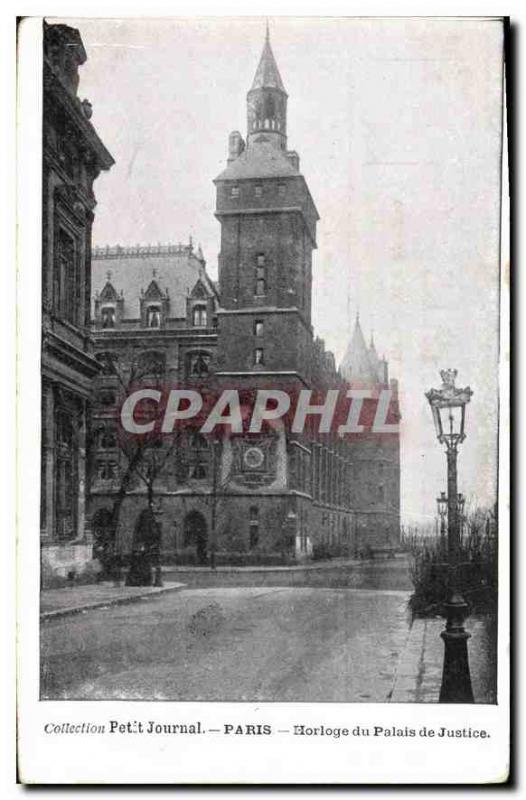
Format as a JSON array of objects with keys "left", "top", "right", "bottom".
[
  {"left": 250, "top": 28, "right": 287, "bottom": 93},
  {"left": 92, "top": 245, "right": 208, "bottom": 319},
  {"left": 340, "top": 315, "right": 379, "bottom": 384},
  {"left": 215, "top": 139, "right": 298, "bottom": 182}
]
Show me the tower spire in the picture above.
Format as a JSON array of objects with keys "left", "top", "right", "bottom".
[
  {"left": 340, "top": 312, "right": 378, "bottom": 385},
  {"left": 246, "top": 25, "right": 288, "bottom": 150}
]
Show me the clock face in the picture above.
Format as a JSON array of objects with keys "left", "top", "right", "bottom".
[{"left": 243, "top": 446, "right": 265, "bottom": 470}]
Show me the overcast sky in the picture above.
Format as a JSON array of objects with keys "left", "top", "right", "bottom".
[{"left": 57, "top": 17, "right": 504, "bottom": 526}]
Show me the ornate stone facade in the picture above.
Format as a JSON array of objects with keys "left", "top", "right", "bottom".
[{"left": 41, "top": 22, "right": 114, "bottom": 585}]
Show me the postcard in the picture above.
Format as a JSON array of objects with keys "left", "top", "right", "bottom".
[{"left": 16, "top": 14, "right": 509, "bottom": 784}]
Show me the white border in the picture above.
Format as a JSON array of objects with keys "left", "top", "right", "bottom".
[{"left": 13, "top": 6, "right": 511, "bottom": 787}]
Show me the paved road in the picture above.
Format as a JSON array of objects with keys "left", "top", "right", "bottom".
[{"left": 41, "top": 586, "right": 412, "bottom": 702}]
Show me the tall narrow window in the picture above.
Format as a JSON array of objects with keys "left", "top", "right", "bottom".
[
  {"left": 254, "top": 348, "right": 264, "bottom": 365},
  {"left": 101, "top": 306, "right": 115, "bottom": 328},
  {"left": 255, "top": 185, "right": 263, "bottom": 198},
  {"left": 249, "top": 506, "right": 259, "bottom": 549},
  {"left": 231, "top": 185, "right": 239, "bottom": 198},
  {"left": 192, "top": 305, "right": 207, "bottom": 327},
  {"left": 254, "top": 320, "right": 264, "bottom": 337},
  {"left": 189, "top": 433, "right": 209, "bottom": 480},
  {"left": 55, "top": 228, "right": 78, "bottom": 324},
  {"left": 147, "top": 305, "right": 161, "bottom": 328},
  {"left": 255, "top": 254, "right": 266, "bottom": 296}
]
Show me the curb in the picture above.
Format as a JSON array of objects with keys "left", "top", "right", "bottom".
[
  {"left": 40, "top": 583, "right": 186, "bottom": 622},
  {"left": 161, "top": 556, "right": 408, "bottom": 574}
]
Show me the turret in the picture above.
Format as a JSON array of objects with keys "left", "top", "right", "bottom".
[
  {"left": 246, "top": 25, "right": 288, "bottom": 151},
  {"left": 340, "top": 314, "right": 381, "bottom": 385}
]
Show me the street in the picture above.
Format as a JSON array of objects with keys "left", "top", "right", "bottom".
[{"left": 41, "top": 564, "right": 413, "bottom": 702}]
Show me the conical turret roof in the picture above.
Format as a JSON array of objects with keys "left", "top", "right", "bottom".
[
  {"left": 250, "top": 26, "right": 286, "bottom": 93},
  {"left": 340, "top": 315, "right": 378, "bottom": 384},
  {"left": 369, "top": 331, "right": 379, "bottom": 365}
]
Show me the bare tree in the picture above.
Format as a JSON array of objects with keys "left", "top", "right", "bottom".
[{"left": 89, "top": 348, "right": 175, "bottom": 579}]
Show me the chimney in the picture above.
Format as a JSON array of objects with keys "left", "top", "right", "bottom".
[
  {"left": 286, "top": 150, "right": 300, "bottom": 171},
  {"left": 228, "top": 131, "right": 245, "bottom": 163}
]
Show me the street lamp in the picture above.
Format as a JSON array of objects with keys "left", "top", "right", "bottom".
[
  {"left": 425, "top": 369, "right": 474, "bottom": 703},
  {"left": 436, "top": 491, "right": 447, "bottom": 554}
]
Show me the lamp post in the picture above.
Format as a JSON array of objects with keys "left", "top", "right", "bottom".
[
  {"left": 436, "top": 491, "right": 447, "bottom": 555},
  {"left": 457, "top": 493, "right": 466, "bottom": 546},
  {"left": 425, "top": 369, "right": 474, "bottom": 703}
]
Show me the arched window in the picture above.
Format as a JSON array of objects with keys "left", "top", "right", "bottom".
[{"left": 192, "top": 305, "right": 207, "bottom": 327}]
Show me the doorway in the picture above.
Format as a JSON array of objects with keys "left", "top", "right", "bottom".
[{"left": 184, "top": 511, "right": 208, "bottom": 565}]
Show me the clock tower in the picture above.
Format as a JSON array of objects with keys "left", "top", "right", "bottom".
[{"left": 214, "top": 27, "right": 319, "bottom": 384}]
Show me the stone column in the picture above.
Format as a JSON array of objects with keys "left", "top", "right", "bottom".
[{"left": 77, "top": 398, "right": 87, "bottom": 541}]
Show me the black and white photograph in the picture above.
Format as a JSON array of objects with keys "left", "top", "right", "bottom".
[{"left": 15, "top": 11, "right": 510, "bottom": 785}]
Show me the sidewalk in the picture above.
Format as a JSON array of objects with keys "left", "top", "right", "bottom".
[
  {"left": 40, "top": 581, "right": 185, "bottom": 621},
  {"left": 390, "top": 614, "right": 497, "bottom": 704}
]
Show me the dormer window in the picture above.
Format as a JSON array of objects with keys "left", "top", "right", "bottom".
[
  {"left": 192, "top": 305, "right": 207, "bottom": 327},
  {"left": 231, "top": 185, "right": 240, "bottom": 198},
  {"left": 101, "top": 306, "right": 115, "bottom": 329},
  {"left": 147, "top": 305, "right": 161, "bottom": 328}
]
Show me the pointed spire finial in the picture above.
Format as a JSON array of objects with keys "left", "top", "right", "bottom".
[{"left": 249, "top": 23, "right": 286, "bottom": 93}]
